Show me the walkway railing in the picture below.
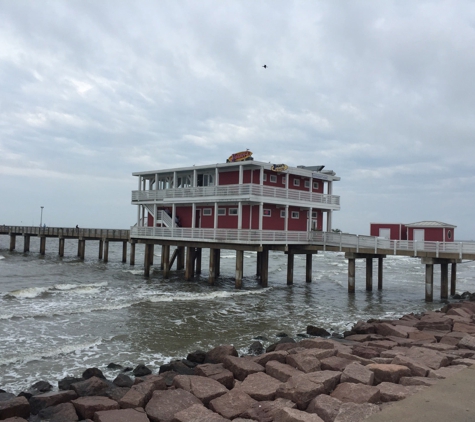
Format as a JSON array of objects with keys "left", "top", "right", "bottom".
[
  {"left": 0, "top": 226, "right": 129, "bottom": 240},
  {"left": 131, "top": 184, "right": 340, "bottom": 207}
]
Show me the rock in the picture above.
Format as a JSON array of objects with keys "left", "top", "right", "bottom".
[
  {"left": 429, "top": 365, "right": 467, "bottom": 379},
  {"left": 0, "top": 396, "right": 30, "bottom": 420},
  {"left": 107, "top": 362, "right": 123, "bottom": 370},
  {"left": 113, "top": 373, "right": 134, "bottom": 388},
  {"left": 333, "top": 402, "right": 380, "bottom": 422},
  {"left": 451, "top": 358, "right": 475, "bottom": 366},
  {"left": 320, "top": 356, "right": 353, "bottom": 372},
  {"left": 248, "top": 341, "right": 265, "bottom": 355},
  {"left": 336, "top": 351, "right": 374, "bottom": 366},
  {"left": 408, "top": 331, "right": 437, "bottom": 343},
  {"left": 375, "top": 323, "right": 415, "bottom": 338},
  {"left": 119, "top": 375, "right": 166, "bottom": 408},
  {"left": 145, "top": 389, "right": 202, "bottom": 422},
  {"left": 350, "top": 321, "right": 376, "bottom": 335},
  {"left": 330, "top": 383, "right": 380, "bottom": 404},
  {"left": 1, "top": 418, "right": 29, "bottom": 422},
  {"left": 307, "top": 394, "right": 342, "bottom": 422},
  {"left": 265, "top": 361, "right": 304, "bottom": 382},
  {"left": 133, "top": 364, "right": 152, "bottom": 377},
  {"left": 71, "top": 376, "right": 110, "bottom": 397},
  {"left": 71, "top": 396, "right": 119, "bottom": 420},
  {"left": 364, "top": 340, "right": 398, "bottom": 350},
  {"left": 286, "top": 351, "right": 321, "bottom": 373},
  {"left": 275, "top": 375, "right": 326, "bottom": 410},
  {"left": 27, "top": 380, "right": 53, "bottom": 396},
  {"left": 298, "top": 339, "right": 336, "bottom": 350},
  {"left": 453, "top": 322, "right": 475, "bottom": 334},
  {"left": 29, "top": 390, "right": 78, "bottom": 415},
  {"left": 351, "top": 346, "right": 380, "bottom": 360},
  {"left": 238, "top": 372, "right": 282, "bottom": 401},
  {"left": 193, "top": 363, "right": 234, "bottom": 389},
  {"left": 458, "top": 335, "right": 475, "bottom": 350},
  {"left": 58, "top": 376, "right": 83, "bottom": 391},
  {"left": 399, "top": 376, "right": 438, "bottom": 387},
  {"left": 0, "top": 393, "right": 16, "bottom": 401},
  {"left": 205, "top": 345, "right": 239, "bottom": 364},
  {"left": 379, "top": 382, "right": 424, "bottom": 402},
  {"left": 391, "top": 355, "right": 430, "bottom": 377},
  {"left": 104, "top": 386, "right": 129, "bottom": 402},
  {"left": 172, "top": 403, "right": 228, "bottom": 422},
  {"left": 307, "top": 326, "right": 331, "bottom": 337},
  {"left": 366, "top": 363, "right": 411, "bottom": 385},
  {"left": 223, "top": 355, "right": 265, "bottom": 381},
  {"left": 83, "top": 368, "right": 106, "bottom": 380},
  {"left": 405, "top": 346, "right": 449, "bottom": 370},
  {"left": 275, "top": 407, "right": 325, "bottom": 421},
  {"left": 304, "top": 371, "right": 342, "bottom": 394},
  {"left": 340, "top": 362, "right": 374, "bottom": 385},
  {"left": 209, "top": 389, "right": 258, "bottom": 420},
  {"left": 242, "top": 398, "right": 297, "bottom": 421},
  {"left": 172, "top": 374, "right": 228, "bottom": 406},
  {"left": 159, "top": 360, "right": 195, "bottom": 376},
  {"left": 253, "top": 350, "right": 289, "bottom": 366},
  {"left": 36, "top": 402, "right": 79, "bottom": 421},
  {"left": 95, "top": 407, "right": 150, "bottom": 422},
  {"left": 186, "top": 350, "right": 207, "bottom": 364}
]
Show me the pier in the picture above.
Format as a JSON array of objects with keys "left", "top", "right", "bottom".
[{"left": 1, "top": 225, "right": 474, "bottom": 302}]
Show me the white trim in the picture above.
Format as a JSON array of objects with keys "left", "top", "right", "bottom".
[
  {"left": 304, "top": 180, "right": 310, "bottom": 188},
  {"left": 293, "top": 178, "right": 300, "bottom": 186},
  {"left": 203, "top": 208, "right": 212, "bottom": 216},
  {"left": 291, "top": 211, "right": 299, "bottom": 219},
  {"left": 280, "top": 209, "right": 286, "bottom": 218},
  {"left": 313, "top": 181, "right": 319, "bottom": 189},
  {"left": 229, "top": 208, "right": 238, "bottom": 216},
  {"left": 263, "top": 209, "right": 271, "bottom": 217}
]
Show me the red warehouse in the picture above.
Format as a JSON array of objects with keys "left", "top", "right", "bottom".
[{"left": 370, "top": 221, "right": 456, "bottom": 242}]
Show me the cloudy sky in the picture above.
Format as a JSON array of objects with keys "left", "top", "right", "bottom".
[{"left": 1, "top": 1, "right": 474, "bottom": 239}]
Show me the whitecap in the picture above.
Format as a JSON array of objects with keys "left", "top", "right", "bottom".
[
  {"left": 147, "top": 288, "right": 271, "bottom": 303},
  {"left": 0, "top": 255, "right": 5, "bottom": 260},
  {"left": 5, "top": 286, "right": 50, "bottom": 299}
]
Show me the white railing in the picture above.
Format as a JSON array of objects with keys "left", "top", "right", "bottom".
[{"left": 131, "top": 184, "right": 340, "bottom": 208}]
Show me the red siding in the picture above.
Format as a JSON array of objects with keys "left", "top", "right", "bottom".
[
  {"left": 218, "top": 171, "right": 239, "bottom": 185},
  {"left": 370, "top": 223, "right": 407, "bottom": 240},
  {"left": 407, "top": 227, "right": 454, "bottom": 242}
]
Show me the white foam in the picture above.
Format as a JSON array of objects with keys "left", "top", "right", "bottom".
[
  {"left": 0, "top": 255, "right": 5, "bottom": 260},
  {"left": 122, "top": 269, "right": 144, "bottom": 275},
  {"left": 147, "top": 288, "right": 270, "bottom": 303},
  {"left": 6, "top": 286, "right": 50, "bottom": 299}
]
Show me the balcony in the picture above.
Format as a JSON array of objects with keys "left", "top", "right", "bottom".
[{"left": 131, "top": 184, "right": 340, "bottom": 209}]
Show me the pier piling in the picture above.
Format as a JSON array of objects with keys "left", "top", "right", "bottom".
[{"left": 306, "top": 254, "right": 313, "bottom": 283}]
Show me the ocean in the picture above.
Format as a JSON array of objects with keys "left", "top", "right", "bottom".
[{"left": 1, "top": 234, "right": 474, "bottom": 394}]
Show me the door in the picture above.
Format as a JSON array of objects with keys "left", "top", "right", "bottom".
[
  {"left": 379, "top": 228, "right": 391, "bottom": 239},
  {"left": 195, "top": 210, "right": 201, "bottom": 228},
  {"left": 413, "top": 229, "right": 425, "bottom": 242}
]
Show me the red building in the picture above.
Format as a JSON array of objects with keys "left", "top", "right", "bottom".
[
  {"left": 131, "top": 158, "right": 340, "bottom": 241},
  {"left": 370, "top": 221, "right": 456, "bottom": 242}
]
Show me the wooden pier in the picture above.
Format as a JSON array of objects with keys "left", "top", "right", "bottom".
[{"left": 1, "top": 225, "right": 474, "bottom": 302}]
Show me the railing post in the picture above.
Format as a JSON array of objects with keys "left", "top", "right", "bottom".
[
  {"left": 356, "top": 235, "right": 359, "bottom": 253},
  {"left": 374, "top": 237, "right": 377, "bottom": 253},
  {"left": 436, "top": 242, "right": 439, "bottom": 258},
  {"left": 460, "top": 242, "right": 463, "bottom": 259},
  {"left": 339, "top": 232, "right": 342, "bottom": 251}
]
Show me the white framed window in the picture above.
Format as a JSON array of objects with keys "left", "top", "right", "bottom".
[
  {"left": 218, "top": 208, "right": 226, "bottom": 216},
  {"left": 263, "top": 173, "right": 267, "bottom": 181},
  {"left": 270, "top": 175, "right": 277, "bottom": 183},
  {"left": 229, "top": 208, "right": 238, "bottom": 216},
  {"left": 203, "top": 208, "right": 212, "bottom": 216},
  {"left": 291, "top": 211, "right": 299, "bottom": 219},
  {"left": 293, "top": 178, "right": 300, "bottom": 187},
  {"left": 313, "top": 181, "right": 319, "bottom": 189},
  {"left": 263, "top": 209, "right": 271, "bottom": 217},
  {"left": 282, "top": 177, "right": 286, "bottom": 185},
  {"left": 304, "top": 180, "right": 310, "bottom": 188},
  {"left": 312, "top": 211, "right": 317, "bottom": 218},
  {"left": 280, "top": 210, "right": 286, "bottom": 218}
]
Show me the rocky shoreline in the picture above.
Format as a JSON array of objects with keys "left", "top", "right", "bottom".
[{"left": 2, "top": 297, "right": 475, "bottom": 422}]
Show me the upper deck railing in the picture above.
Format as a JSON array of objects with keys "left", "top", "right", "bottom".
[{"left": 131, "top": 184, "right": 340, "bottom": 207}]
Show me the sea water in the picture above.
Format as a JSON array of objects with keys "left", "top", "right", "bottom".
[{"left": 1, "top": 235, "right": 474, "bottom": 393}]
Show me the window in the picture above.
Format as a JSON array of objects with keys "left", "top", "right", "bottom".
[
  {"left": 263, "top": 173, "right": 267, "bottom": 181},
  {"left": 291, "top": 211, "right": 299, "bottom": 219},
  {"left": 282, "top": 177, "right": 286, "bottom": 185},
  {"left": 203, "top": 208, "right": 212, "bottom": 216},
  {"left": 263, "top": 209, "right": 271, "bottom": 217},
  {"left": 304, "top": 180, "right": 310, "bottom": 188},
  {"left": 313, "top": 181, "right": 319, "bottom": 189},
  {"left": 197, "top": 174, "right": 214, "bottom": 187},
  {"left": 312, "top": 211, "right": 317, "bottom": 218},
  {"left": 229, "top": 208, "right": 238, "bottom": 216},
  {"left": 270, "top": 175, "right": 277, "bottom": 183},
  {"left": 218, "top": 208, "right": 226, "bottom": 216},
  {"left": 293, "top": 179, "right": 300, "bottom": 187},
  {"left": 447, "top": 230, "right": 452, "bottom": 240},
  {"left": 280, "top": 210, "right": 286, "bottom": 218}
]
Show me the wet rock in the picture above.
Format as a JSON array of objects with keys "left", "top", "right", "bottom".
[
  {"left": 276, "top": 332, "right": 289, "bottom": 338},
  {"left": 209, "top": 389, "right": 258, "bottom": 420},
  {"left": 159, "top": 360, "right": 195, "bottom": 375},
  {"left": 172, "top": 374, "right": 228, "bottom": 406},
  {"left": 186, "top": 350, "right": 206, "bottom": 364},
  {"left": 172, "top": 403, "right": 228, "bottom": 422},
  {"left": 70, "top": 376, "right": 110, "bottom": 397},
  {"left": 253, "top": 350, "right": 289, "bottom": 366},
  {"left": 94, "top": 407, "right": 150, "bottom": 422},
  {"left": 248, "top": 341, "right": 264, "bottom": 355},
  {"left": 58, "top": 376, "right": 83, "bottom": 391},
  {"left": 112, "top": 373, "right": 134, "bottom": 388},
  {"left": 330, "top": 383, "right": 380, "bottom": 404},
  {"left": 0, "top": 396, "right": 30, "bottom": 420},
  {"left": 307, "top": 326, "right": 331, "bottom": 337},
  {"left": 238, "top": 372, "right": 282, "bottom": 401},
  {"left": 82, "top": 368, "right": 106, "bottom": 380},
  {"left": 350, "top": 321, "right": 376, "bottom": 335},
  {"left": 107, "top": 362, "right": 123, "bottom": 370},
  {"left": 133, "top": 364, "right": 152, "bottom": 377},
  {"left": 29, "top": 390, "right": 78, "bottom": 415},
  {"left": 205, "top": 345, "right": 239, "bottom": 364},
  {"left": 36, "top": 402, "right": 79, "bottom": 421},
  {"left": 223, "top": 355, "right": 264, "bottom": 381},
  {"left": 307, "top": 394, "right": 342, "bottom": 422},
  {"left": 71, "top": 396, "right": 119, "bottom": 420},
  {"left": 145, "top": 388, "right": 202, "bottom": 422}
]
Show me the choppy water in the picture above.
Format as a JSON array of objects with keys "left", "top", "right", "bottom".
[{"left": 1, "top": 234, "right": 474, "bottom": 393}]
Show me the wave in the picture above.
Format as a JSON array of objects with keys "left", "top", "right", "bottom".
[
  {"left": 6, "top": 287, "right": 50, "bottom": 299},
  {"left": 147, "top": 288, "right": 271, "bottom": 303},
  {"left": 53, "top": 281, "right": 108, "bottom": 291},
  {"left": 4, "top": 281, "right": 109, "bottom": 299},
  {"left": 0, "top": 255, "right": 5, "bottom": 260}
]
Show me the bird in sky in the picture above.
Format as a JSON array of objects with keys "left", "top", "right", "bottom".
[{"left": 262, "top": 64, "right": 267, "bottom": 68}]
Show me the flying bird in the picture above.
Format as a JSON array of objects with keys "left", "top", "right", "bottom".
[{"left": 262, "top": 65, "right": 267, "bottom": 68}]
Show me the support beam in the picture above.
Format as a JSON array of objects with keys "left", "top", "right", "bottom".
[
  {"left": 129, "top": 241, "right": 136, "bottom": 266},
  {"left": 40, "top": 236, "right": 46, "bottom": 256},
  {"left": 122, "top": 241, "right": 127, "bottom": 263},
  {"left": 161, "top": 245, "right": 165, "bottom": 270},
  {"left": 77, "top": 239, "right": 81, "bottom": 257},
  {"left": 149, "top": 245, "right": 154, "bottom": 265},
  {"left": 79, "top": 239, "right": 85, "bottom": 260},
  {"left": 209, "top": 248, "right": 217, "bottom": 285},
  {"left": 98, "top": 239, "right": 104, "bottom": 260},
  {"left": 425, "top": 263, "right": 434, "bottom": 302},
  {"left": 306, "top": 254, "right": 313, "bottom": 283},
  {"left": 440, "top": 263, "right": 449, "bottom": 299},
  {"left": 256, "top": 251, "right": 262, "bottom": 280},
  {"left": 9, "top": 234, "right": 16, "bottom": 251},
  {"left": 216, "top": 249, "right": 221, "bottom": 277},
  {"left": 287, "top": 253, "right": 294, "bottom": 285},
  {"left": 177, "top": 246, "right": 185, "bottom": 270},
  {"left": 185, "top": 246, "right": 195, "bottom": 281},
  {"left": 378, "top": 257, "right": 383, "bottom": 290},
  {"left": 103, "top": 240, "right": 109, "bottom": 263},
  {"left": 169, "top": 247, "right": 179, "bottom": 270},
  {"left": 261, "top": 249, "right": 269, "bottom": 287},
  {"left": 163, "top": 244, "right": 171, "bottom": 279},
  {"left": 144, "top": 244, "right": 152, "bottom": 277},
  {"left": 195, "top": 248, "right": 202, "bottom": 274},
  {"left": 366, "top": 258, "right": 373, "bottom": 291},
  {"left": 235, "top": 250, "right": 244, "bottom": 289},
  {"left": 59, "top": 237, "right": 65, "bottom": 257},
  {"left": 23, "top": 235, "right": 30, "bottom": 253},
  {"left": 451, "top": 263, "right": 457, "bottom": 296},
  {"left": 348, "top": 258, "right": 356, "bottom": 293}
]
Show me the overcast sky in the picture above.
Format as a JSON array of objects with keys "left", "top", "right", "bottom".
[{"left": 1, "top": 1, "right": 474, "bottom": 239}]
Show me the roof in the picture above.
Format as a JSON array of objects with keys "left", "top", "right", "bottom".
[{"left": 405, "top": 221, "right": 457, "bottom": 228}]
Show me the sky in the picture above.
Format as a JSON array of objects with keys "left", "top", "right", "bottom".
[{"left": 1, "top": 1, "right": 475, "bottom": 240}]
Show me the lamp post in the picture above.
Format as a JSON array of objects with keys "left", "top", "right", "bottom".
[{"left": 40, "top": 206, "right": 44, "bottom": 227}]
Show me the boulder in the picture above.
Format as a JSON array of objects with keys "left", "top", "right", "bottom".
[
  {"left": 0, "top": 396, "right": 30, "bottom": 420},
  {"left": 119, "top": 376, "right": 166, "bottom": 408},
  {"left": 223, "top": 355, "right": 264, "bottom": 381},
  {"left": 253, "top": 351, "right": 289, "bottom": 366},
  {"left": 186, "top": 350, "right": 207, "bottom": 364},
  {"left": 70, "top": 376, "right": 110, "bottom": 397},
  {"left": 265, "top": 361, "right": 304, "bottom": 382},
  {"left": 336, "top": 351, "right": 374, "bottom": 366},
  {"left": 286, "top": 352, "right": 321, "bottom": 373},
  {"left": 333, "top": 402, "right": 380, "bottom": 422},
  {"left": 408, "top": 331, "right": 437, "bottom": 343},
  {"left": 205, "top": 345, "right": 238, "bottom": 364},
  {"left": 193, "top": 363, "right": 234, "bottom": 389},
  {"left": 94, "top": 407, "right": 150, "bottom": 422},
  {"left": 58, "top": 376, "right": 83, "bottom": 391},
  {"left": 351, "top": 346, "right": 380, "bottom": 360},
  {"left": 248, "top": 341, "right": 265, "bottom": 355},
  {"left": 349, "top": 321, "right": 376, "bottom": 335},
  {"left": 275, "top": 375, "right": 326, "bottom": 410},
  {"left": 378, "top": 382, "right": 423, "bottom": 402},
  {"left": 133, "top": 364, "right": 152, "bottom": 377},
  {"left": 429, "top": 365, "right": 467, "bottom": 379},
  {"left": 307, "top": 326, "right": 331, "bottom": 337},
  {"left": 452, "top": 322, "right": 475, "bottom": 334},
  {"left": 364, "top": 340, "right": 398, "bottom": 350},
  {"left": 209, "top": 389, "right": 258, "bottom": 420},
  {"left": 298, "top": 339, "right": 336, "bottom": 350},
  {"left": 71, "top": 396, "right": 119, "bottom": 420},
  {"left": 304, "top": 371, "right": 342, "bottom": 394},
  {"left": 159, "top": 360, "right": 195, "bottom": 376},
  {"left": 391, "top": 355, "right": 430, "bottom": 377},
  {"left": 275, "top": 407, "right": 325, "bottom": 421},
  {"left": 306, "top": 394, "right": 342, "bottom": 422},
  {"left": 172, "top": 403, "right": 228, "bottom": 422},
  {"left": 36, "top": 402, "right": 79, "bottom": 421},
  {"left": 145, "top": 389, "right": 202, "bottom": 422},
  {"left": 29, "top": 390, "right": 78, "bottom": 414},
  {"left": 399, "top": 376, "right": 438, "bottom": 387},
  {"left": 405, "top": 346, "right": 449, "bottom": 370},
  {"left": 238, "top": 372, "right": 282, "bottom": 401},
  {"left": 458, "top": 335, "right": 475, "bottom": 350},
  {"left": 320, "top": 356, "right": 353, "bottom": 372},
  {"left": 375, "top": 323, "right": 416, "bottom": 338},
  {"left": 172, "top": 375, "right": 228, "bottom": 406},
  {"left": 242, "top": 398, "right": 297, "bottom": 421},
  {"left": 366, "top": 363, "right": 411, "bottom": 384},
  {"left": 340, "top": 362, "right": 374, "bottom": 385},
  {"left": 330, "top": 383, "right": 380, "bottom": 404},
  {"left": 83, "top": 368, "right": 106, "bottom": 380}
]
